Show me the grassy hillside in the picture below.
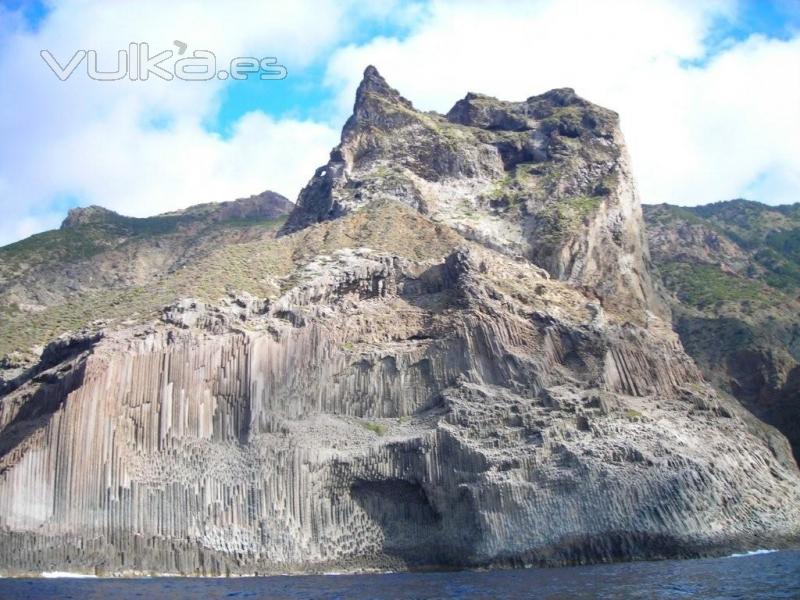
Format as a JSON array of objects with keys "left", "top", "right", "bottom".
[{"left": 0, "top": 200, "right": 461, "bottom": 357}]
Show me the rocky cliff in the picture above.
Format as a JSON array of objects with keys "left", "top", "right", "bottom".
[
  {"left": 645, "top": 200, "right": 800, "bottom": 462},
  {"left": 0, "top": 68, "right": 798, "bottom": 576},
  {"left": 283, "top": 66, "right": 662, "bottom": 317}
]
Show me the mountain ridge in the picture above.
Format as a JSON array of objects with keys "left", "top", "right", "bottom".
[
  {"left": 59, "top": 190, "right": 293, "bottom": 230},
  {"left": 0, "top": 67, "right": 798, "bottom": 576}
]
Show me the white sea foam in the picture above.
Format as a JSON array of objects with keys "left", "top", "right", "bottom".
[
  {"left": 40, "top": 571, "right": 98, "bottom": 578},
  {"left": 727, "top": 549, "right": 779, "bottom": 558}
]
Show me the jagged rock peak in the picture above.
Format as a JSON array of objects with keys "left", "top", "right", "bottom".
[
  {"left": 340, "top": 66, "right": 415, "bottom": 142},
  {"left": 282, "top": 65, "right": 661, "bottom": 317},
  {"left": 354, "top": 65, "right": 413, "bottom": 111},
  {"left": 535, "top": 87, "right": 581, "bottom": 106},
  {"left": 61, "top": 205, "right": 120, "bottom": 229},
  {"left": 446, "top": 86, "right": 612, "bottom": 132}
]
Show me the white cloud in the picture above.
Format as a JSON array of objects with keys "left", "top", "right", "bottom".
[
  {"left": 39, "top": 111, "right": 339, "bottom": 217},
  {"left": 323, "top": 0, "right": 800, "bottom": 206},
  {"left": 1, "top": 0, "right": 798, "bottom": 245},
  {"left": 0, "top": 0, "right": 367, "bottom": 244}
]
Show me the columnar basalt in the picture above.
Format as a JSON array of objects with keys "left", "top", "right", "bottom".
[
  {"left": 0, "top": 69, "right": 798, "bottom": 576},
  {"left": 0, "top": 246, "right": 798, "bottom": 575}
]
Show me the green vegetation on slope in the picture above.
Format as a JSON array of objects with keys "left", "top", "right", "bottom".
[
  {"left": 646, "top": 200, "right": 800, "bottom": 295},
  {"left": 560, "top": 195, "right": 603, "bottom": 221},
  {"left": 532, "top": 195, "right": 604, "bottom": 246},
  {"left": 645, "top": 204, "right": 705, "bottom": 227},
  {"left": 359, "top": 421, "right": 388, "bottom": 436},
  {"left": 0, "top": 218, "right": 290, "bottom": 356},
  {"left": 0, "top": 227, "right": 119, "bottom": 278},
  {"left": 753, "top": 246, "right": 800, "bottom": 292},
  {"left": 659, "top": 262, "right": 765, "bottom": 309}
]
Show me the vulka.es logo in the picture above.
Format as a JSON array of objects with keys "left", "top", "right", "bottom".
[{"left": 40, "top": 41, "right": 287, "bottom": 81}]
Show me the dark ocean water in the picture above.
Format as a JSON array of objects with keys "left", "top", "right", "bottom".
[{"left": 1, "top": 550, "right": 798, "bottom": 600}]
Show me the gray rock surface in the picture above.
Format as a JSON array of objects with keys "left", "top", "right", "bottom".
[
  {"left": 1, "top": 245, "right": 798, "bottom": 576},
  {"left": 283, "top": 67, "right": 663, "bottom": 317},
  {"left": 0, "top": 70, "right": 798, "bottom": 576}
]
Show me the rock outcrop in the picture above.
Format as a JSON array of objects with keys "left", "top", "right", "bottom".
[
  {"left": 60, "top": 206, "right": 120, "bottom": 229},
  {"left": 283, "top": 67, "right": 662, "bottom": 317},
  {"left": 1, "top": 245, "right": 798, "bottom": 575},
  {"left": 0, "top": 70, "right": 798, "bottom": 576}
]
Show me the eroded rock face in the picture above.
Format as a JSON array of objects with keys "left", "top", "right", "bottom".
[
  {"left": 0, "top": 245, "right": 798, "bottom": 575},
  {"left": 1, "top": 73, "right": 799, "bottom": 577},
  {"left": 283, "top": 66, "right": 662, "bottom": 317}
]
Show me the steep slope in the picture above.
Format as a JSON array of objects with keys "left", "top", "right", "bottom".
[
  {"left": 0, "top": 70, "right": 798, "bottom": 576},
  {"left": 644, "top": 200, "right": 800, "bottom": 461},
  {"left": 0, "top": 191, "right": 292, "bottom": 365},
  {"left": 1, "top": 230, "right": 797, "bottom": 575},
  {"left": 284, "top": 66, "right": 662, "bottom": 318},
  {"left": 1, "top": 190, "right": 292, "bottom": 310}
]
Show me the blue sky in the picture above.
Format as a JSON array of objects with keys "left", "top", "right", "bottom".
[
  {"left": 0, "top": 0, "right": 798, "bottom": 245},
  {"left": 210, "top": 0, "right": 796, "bottom": 129}
]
